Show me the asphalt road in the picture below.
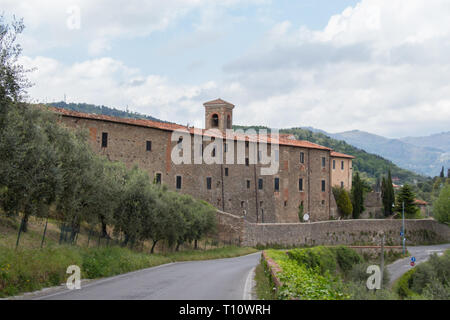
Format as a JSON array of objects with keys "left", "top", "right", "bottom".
[
  {"left": 32, "top": 252, "right": 261, "bottom": 300},
  {"left": 387, "top": 243, "right": 450, "bottom": 285}
]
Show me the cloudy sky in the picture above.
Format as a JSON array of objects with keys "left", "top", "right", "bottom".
[{"left": 3, "top": 0, "right": 450, "bottom": 138}]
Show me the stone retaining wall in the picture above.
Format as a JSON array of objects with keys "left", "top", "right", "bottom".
[{"left": 215, "top": 211, "right": 450, "bottom": 247}]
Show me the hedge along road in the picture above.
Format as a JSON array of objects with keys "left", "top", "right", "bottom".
[{"left": 30, "top": 252, "right": 261, "bottom": 300}]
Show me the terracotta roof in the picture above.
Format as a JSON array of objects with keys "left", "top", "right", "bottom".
[
  {"left": 414, "top": 199, "right": 428, "bottom": 206},
  {"left": 51, "top": 107, "right": 186, "bottom": 132},
  {"left": 203, "top": 98, "right": 235, "bottom": 107},
  {"left": 51, "top": 107, "right": 331, "bottom": 151},
  {"left": 330, "top": 151, "right": 355, "bottom": 159}
]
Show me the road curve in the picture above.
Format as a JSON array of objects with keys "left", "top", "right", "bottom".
[
  {"left": 387, "top": 243, "right": 450, "bottom": 285},
  {"left": 33, "top": 252, "right": 261, "bottom": 300}
]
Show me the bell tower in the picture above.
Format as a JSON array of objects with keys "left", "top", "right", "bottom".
[{"left": 203, "top": 98, "right": 234, "bottom": 131}]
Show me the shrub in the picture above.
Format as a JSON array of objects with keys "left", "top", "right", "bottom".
[
  {"left": 334, "top": 246, "right": 363, "bottom": 275},
  {"left": 287, "top": 246, "right": 337, "bottom": 275},
  {"left": 395, "top": 268, "right": 416, "bottom": 298}
]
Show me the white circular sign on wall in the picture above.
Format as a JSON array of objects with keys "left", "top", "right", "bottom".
[{"left": 303, "top": 213, "right": 309, "bottom": 221}]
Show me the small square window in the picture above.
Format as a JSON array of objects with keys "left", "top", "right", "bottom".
[
  {"left": 146, "top": 141, "right": 152, "bottom": 151},
  {"left": 246, "top": 180, "right": 251, "bottom": 189}
]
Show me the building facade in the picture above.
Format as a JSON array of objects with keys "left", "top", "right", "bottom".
[{"left": 53, "top": 98, "right": 354, "bottom": 223}]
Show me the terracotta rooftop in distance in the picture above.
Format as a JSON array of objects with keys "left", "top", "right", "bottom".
[
  {"left": 414, "top": 199, "right": 428, "bottom": 206},
  {"left": 51, "top": 107, "right": 332, "bottom": 151},
  {"left": 203, "top": 98, "right": 235, "bottom": 107},
  {"left": 330, "top": 151, "right": 355, "bottom": 159}
]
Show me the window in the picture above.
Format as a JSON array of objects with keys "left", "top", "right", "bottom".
[
  {"left": 245, "top": 141, "right": 249, "bottom": 148},
  {"left": 245, "top": 158, "right": 249, "bottom": 166},
  {"left": 101, "top": 132, "right": 108, "bottom": 148},
  {"left": 258, "top": 151, "right": 262, "bottom": 162},
  {"left": 212, "top": 147, "right": 216, "bottom": 157},
  {"left": 224, "top": 143, "right": 228, "bottom": 153},
  {"left": 224, "top": 168, "right": 229, "bottom": 176},
  {"left": 258, "top": 178, "right": 263, "bottom": 190},
  {"left": 299, "top": 178, "right": 303, "bottom": 191},
  {"left": 321, "top": 180, "right": 326, "bottom": 192},
  {"left": 274, "top": 178, "right": 280, "bottom": 192},
  {"left": 284, "top": 201, "right": 287, "bottom": 207},
  {"left": 146, "top": 141, "right": 152, "bottom": 151},
  {"left": 321, "top": 200, "right": 325, "bottom": 205},
  {"left": 341, "top": 181, "right": 344, "bottom": 188},
  {"left": 246, "top": 180, "right": 251, "bottom": 189},
  {"left": 206, "top": 177, "right": 212, "bottom": 190},
  {"left": 333, "top": 160, "right": 336, "bottom": 170},
  {"left": 240, "top": 201, "right": 245, "bottom": 208},
  {"left": 177, "top": 137, "right": 183, "bottom": 150},
  {"left": 155, "top": 173, "right": 161, "bottom": 185},
  {"left": 227, "top": 115, "right": 231, "bottom": 129},
  {"left": 211, "top": 114, "right": 219, "bottom": 127},
  {"left": 300, "top": 152, "right": 304, "bottom": 164},
  {"left": 176, "top": 176, "right": 182, "bottom": 189},
  {"left": 322, "top": 157, "right": 326, "bottom": 167},
  {"left": 341, "top": 161, "right": 344, "bottom": 170}
]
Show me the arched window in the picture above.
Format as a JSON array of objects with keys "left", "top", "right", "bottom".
[{"left": 211, "top": 114, "right": 219, "bottom": 127}]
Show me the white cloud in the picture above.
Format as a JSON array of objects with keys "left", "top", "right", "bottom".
[
  {"left": 3, "top": 0, "right": 267, "bottom": 55},
  {"left": 20, "top": 55, "right": 219, "bottom": 125},
  {"left": 221, "top": 0, "right": 450, "bottom": 137}
]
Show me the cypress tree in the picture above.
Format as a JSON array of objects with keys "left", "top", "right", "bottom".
[
  {"left": 351, "top": 172, "right": 365, "bottom": 219},
  {"left": 386, "top": 169, "right": 395, "bottom": 216},
  {"left": 440, "top": 166, "right": 445, "bottom": 178}
]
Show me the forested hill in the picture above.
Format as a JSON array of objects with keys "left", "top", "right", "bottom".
[
  {"left": 47, "top": 101, "right": 167, "bottom": 123},
  {"left": 233, "top": 125, "right": 427, "bottom": 185},
  {"left": 47, "top": 102, "right": 426, "bottom": 185}
]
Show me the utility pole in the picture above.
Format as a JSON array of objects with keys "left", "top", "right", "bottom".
[
  {"left": 380, "top": 234, "right": 385, "bottom": 289},
  {"left": 402, "top": 201, "right": 405, "bottom": 255}
]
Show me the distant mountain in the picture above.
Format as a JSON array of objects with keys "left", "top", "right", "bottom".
[
  {"left": 325, "top": 130, "right": 449, "bottom": 177},
  {"left": 400, "top": 132, "right": 450, "bottom": 152},
  {"left": 47, "top": 101, "right": 167, "bottom": 123}
]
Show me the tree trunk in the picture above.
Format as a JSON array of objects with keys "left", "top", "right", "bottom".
[
  {"left": 194, "top": 239, "right": 198, "bottom": 250},
  {"left": 100, "top": 216, "right": 109, "bottom": 238},
  {"left": 20, "top": 212, "right": 30, "bottom": 233},
  {"left": 151, "top": 240, "right": 158, "bottom": 254}
]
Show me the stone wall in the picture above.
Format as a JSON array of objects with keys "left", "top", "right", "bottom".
[{"left": 215, "top": 211, "right": 450, "bottom": 247}]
